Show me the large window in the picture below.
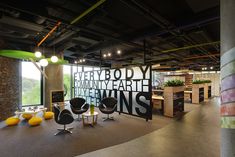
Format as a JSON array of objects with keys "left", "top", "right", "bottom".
[{"left": 21, "top": 62, "right": 41, "bottom": 106}]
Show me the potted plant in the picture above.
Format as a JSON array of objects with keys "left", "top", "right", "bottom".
[
  {"left": 164, "top": 79, "right": 184, "bottom": 87},
  {"left": 192, "top": 80, "right": 204, "bottom": 84},
  {"left": 163, "top": 79, "right": 185, "bottom": 117},
  {"left": 203, "top": 80, "right": 211, "bottom": 83},
  {"left": 192, "top": 80, "right": 205, "bottom": 103}
]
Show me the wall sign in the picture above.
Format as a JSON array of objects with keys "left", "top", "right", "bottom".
[{"left": 74, "top": 66, "right": 152, "bottom": 120}]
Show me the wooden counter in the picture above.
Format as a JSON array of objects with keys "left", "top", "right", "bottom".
[
  {"left": 164, "top": 86, "right": 184, "bottom": 117},
  {"left": 192, "top": 84, "right": 204, "bottom": 104}
]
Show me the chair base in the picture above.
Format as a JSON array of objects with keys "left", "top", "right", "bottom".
[
  {"left": 54, "top": 126, "right": 73, "bottom": 136},
  {"left": 102, "top": 115, "right": 114, "bottom": 121},
  {"left": 75, "top": 115, "right": 82, "bottom": 121}
]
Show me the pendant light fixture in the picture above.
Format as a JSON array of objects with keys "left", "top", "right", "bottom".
[
  {"left": 39, "top": 46, "right": 48, "bottom": 67},
  {"left": 50, "top": 44, "right": 58, "bottom": 63},
  {"left": 39, "top": 58, "right": 48, "bottom": 67},
  {"left": 35, "top": 50, "right": 42, "bottom": 58},
  {"left": 51, "top": 55, "right": 58, "bottom": 63}
]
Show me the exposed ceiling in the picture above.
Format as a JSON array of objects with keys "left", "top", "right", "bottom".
[{"left": 0, "top": 0, "right": 220, "bottom": 70}]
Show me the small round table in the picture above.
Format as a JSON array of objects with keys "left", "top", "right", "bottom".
[{"left": 82, "top": 111, "right": 98, "bottom": 127}]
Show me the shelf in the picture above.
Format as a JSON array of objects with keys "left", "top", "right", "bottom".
[{"left": 173, "top": 97, "right": 184, "bottom": 100}]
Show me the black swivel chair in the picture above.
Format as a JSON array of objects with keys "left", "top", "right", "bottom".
[
  {"left": 53, "top": 104, "right": 74, "bottom": 136},
  {"left": 99, "top": 97, "right": 117, "bottom": 121},
  {"left": 70, "top": 97, "right": 89, "bottom": 120}
]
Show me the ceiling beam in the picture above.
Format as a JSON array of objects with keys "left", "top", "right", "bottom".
[{"left": 184, "top": 53, "right": 220, "bottom": 60}]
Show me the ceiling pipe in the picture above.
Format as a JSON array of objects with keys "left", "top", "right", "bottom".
[
  {"left": 70, "top": 0, "right": 107, "bottom": 25},
  {"left": 161, "top": 41, "right": 220, "bottom": 53},
  {"left": 37, "top": 21, "right": 61, "bottom": 47}
]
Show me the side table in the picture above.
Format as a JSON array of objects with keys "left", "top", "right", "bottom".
[{"left": 82, "top": 111, "right": 98, "bottom": 127}]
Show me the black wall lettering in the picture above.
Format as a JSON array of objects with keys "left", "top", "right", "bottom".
[
  {"left": 90, "top": 71, "right": 94, "bottom": 80},
  {"left": 120, "top": 91, "right": 132, "bottom": 114},
  {"left": 114, "top": 69, "right": 122, "bottom": 80},
  {"left": 118, "top": 80, "right": 125, "bottom": 91},
  {"left": 84, "top": 72, "right": 88, "bottom": 80},
  {"left": 135, "top": 92, "right": 151, "bottom": 119},
  {"left": 74, "top": 66, "right": 152, "bottom": 120},
  {"left": 139, "top": 66, "right": 149, "bottom": 79},
  {"left": 126, "top": 68, "right": 134, "bottom": 80},
  {"left": 97, "top": 70, "right": 102, "bottom": 80},
  {"left": 105, "top": 69, "right": 111, "bottom": 80}
]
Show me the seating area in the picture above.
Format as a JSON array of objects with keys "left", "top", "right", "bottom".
[
  {"left": 0, "top": 104, "right": 174, "bottom": 157},
  {"left": 4, "top": 97, "right": 120, "bottom": 136}
]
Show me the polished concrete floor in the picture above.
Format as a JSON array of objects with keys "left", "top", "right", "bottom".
[{"left": 77, "top": 97, "right": 220, "bottom": 157}]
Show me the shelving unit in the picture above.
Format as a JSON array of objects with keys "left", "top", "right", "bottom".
[
  {"left": 184, "top": 90, "right": 192, "bottom": 103},
  {"left": 199, "top": 87, "right": 204, "bottom": 102},
  {"left": 204, "top": 83, "right": 212, "bottom": 99},
  {"left": 208, "top": 86, "right": 211, "bottom": 98},
  {"left": 192, "top": 84, "right": 204, "bottom": 104},
  {"left": 164, "top": 86, "right": 184, "bottom": 117}
]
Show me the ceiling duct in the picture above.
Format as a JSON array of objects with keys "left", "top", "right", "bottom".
[
  {"left": 48, "top": 31, "right": 77, "bottom": 46},
  {"left": 73, "top": 36, "right": 99, "bottom": 45},
  {"left": 0, "top": 15, "right": 44, "bottom": 32},
  {"left": 0, "top": 32, "right": 29, "bottom": 38},
  {"left": 34, "top": 16, "right": 46, "bottom": 24},
  {"left": 0, "top": 7, "right": 20, "bottom": 17}
]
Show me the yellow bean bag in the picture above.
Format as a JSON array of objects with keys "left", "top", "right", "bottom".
[
  {"left": 28, "top": 117, "right": 42, "bottom": 126},
  {"left": 44, "top": 111, "right": 54, "bottom": 120},
  {"left": 22, "top": 113, "right": 33, "bottom": 120},
  {"left": 5, "top": 117, "right": 20, "bottom": 126}
]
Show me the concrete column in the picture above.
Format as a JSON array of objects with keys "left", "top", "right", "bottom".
[
  {"left": 221, "top": 0, "right": 235, "bottom": 156},
  {"left": 44, "top": 64, "right": 63, "bottom": 111}
]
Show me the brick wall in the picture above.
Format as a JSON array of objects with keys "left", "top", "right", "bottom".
[{"left": 0, "top": 56, "right": 20, "bottom": 121}]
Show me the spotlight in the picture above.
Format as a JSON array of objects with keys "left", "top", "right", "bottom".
[
  {"left": 74, "top": 61, "right": 77, "bottom": 64},
  {"left": 210, "top": 66, "right": 213, "bottom": 70},
  {"left": 35, "top": 51, "right": 42, "bottom": 58},
  {"left": 82, "top": 59, "right": 85, "bottom": 62},
  {"left": 79, "top": 59, "right": 82, "bottom": 62},
  {"left": 205, "top": 67, "right": 207, "bottom": 70},
  {"left": 117, "top": 50, "right": 121, "bottom": 54},
  {"left": 202, "top": 67, "right": 204, "bottom": 70},
  {"left": 103, "top": 54, "right": 107, "bottom": 58},
  {"left": 108, "top": 53, "right": 111, "bottom": 57}
]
